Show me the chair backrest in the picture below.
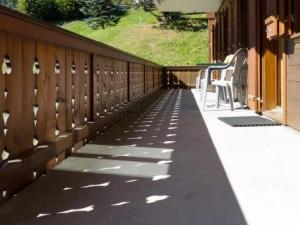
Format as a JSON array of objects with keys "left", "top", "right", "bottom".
[
  {"left": 219, "top": 54, "right": 235, "bottom": 81},
  {"left": 219, "top": 48, "right": 247, "bottom": 83},
  {"left": 232, "top": 48, "right": 247, "bottom": 84},
  {"left": 223, "top": 54, "right": 234, "bottom": 64}
]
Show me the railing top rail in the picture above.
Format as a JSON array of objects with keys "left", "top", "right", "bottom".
[
  {"left": 0, "top": 5, "right": 161, "bottom": 67},
  {"left": 165, "top": 65, "right": 209, "bottom": 70}
]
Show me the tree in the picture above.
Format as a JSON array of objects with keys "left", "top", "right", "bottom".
[
  {"left": 80, "top": 0, "right": 121, "bottom": 29},
  {"left": 18, "top": 0, "right": 58, "bottom": 20},
  {"left": 0, "top": 0, "right": 18, "bottom": 9},
  {"left": 55, "top": 0, "right": 82, "bottom": 19},
  {"left": 135, "top": 0, "right": 165, "bottom": 11}
]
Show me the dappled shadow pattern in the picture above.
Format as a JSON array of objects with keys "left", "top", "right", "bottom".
[{"left": 0, "top": 90, "right": 247, "bottom": 225}]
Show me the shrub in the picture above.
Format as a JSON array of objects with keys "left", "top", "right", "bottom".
[
  {"left": 0, "top": 0, "right": 18, "bottom": 9},
  {"left": 18, "top": 0, "right": 82, "bottom": 21},
  {"left": 55, "top": 0, "right": 82, "bottom": 19},
  {"left": 80, "top": 0, "right": 122, "bottom": 29},
  {"left": 121, "top": 0, "right": 134, "bottom": 7},
  {"left": 18, "top": 0, "right": 58, "bottom": 20}
]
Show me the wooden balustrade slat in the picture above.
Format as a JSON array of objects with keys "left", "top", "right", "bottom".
[
  {"left": 36, "top": 42, "right": 48, "bottom": 144},
  {"left": 65, "top": 49, "right": 73, "bottom": 131},
  {"left": 56, "top": 47, "right": 67, "bottom": 134},
  {"left": 74, "top": 50, "right": 82, "bottom": 126},
  {"left": 46, "top": 45, "right": 59, "bottom": 140},
  {"left": 5, "top": 35, "right": 23, "bottom": 157},
  {"left": 22, "top": 39, "right": 35, "bottom": 151},
  {"left": 0, "top": 32, "right": 6, "bottom": 161}
]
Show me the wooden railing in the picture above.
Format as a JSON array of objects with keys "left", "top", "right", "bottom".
[
  {"left": 0, "top": 6, "right": 163, "bottom": 203},
  {"left": 163, "top": 66, "right": 208, "bottom": 89}
]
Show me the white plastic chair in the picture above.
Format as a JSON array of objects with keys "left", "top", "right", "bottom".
[
  {"left": 211, "top": 49, "right": 247, "bottom": 111},
  {"left": 200, "top": 48, "right": 247, "bottom": 111}
]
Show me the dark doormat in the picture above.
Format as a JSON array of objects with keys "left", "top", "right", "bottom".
[{"left": 218, "top": 116, "right": 281, "bottom": 127}]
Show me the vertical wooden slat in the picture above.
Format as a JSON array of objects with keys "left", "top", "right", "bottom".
[
  {"left": 92, "top": 55, "right": 98, "bottom": 120},
  {"left": 101, "top": 57, "right": 107, "bottom": 114},
  {"left": 85, "top": 53, "right": 91, "bottom": 121},
  {"left": 5, "top": 35, "right": 23, "bottom": 157},
  {"left": 46, "top": 45, "right": 57, "bottom": 140},
  {"left": 79, "top": 52, "right": 86, "bottom": 124},
  {"left": 35, "top": 43, "right": 48, "bottom": 145},
  {"left": 73, "top": 50, "right": 80, "bottom": 127},
  {"left": 65, "top": 49, "right": 73, "bottom": 131},
  {"left": 22, "top": 39, "right": 35, "bottom": 150},
  {"left": 107, "top": 58, "right": 112, "bottom": 112},
  {"left": 56, "top": 47, "right": 66, "bottom": 134},
  {"left": 98, "top": 56, "right": 102, "bottom": 115},
  {"left": 0, "top": 32, "right": 6, "bottom": 160}
]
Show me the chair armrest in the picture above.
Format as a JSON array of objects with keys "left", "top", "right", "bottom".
[{"left": 207, "top": 64, "right": 231, "bottom": 70}]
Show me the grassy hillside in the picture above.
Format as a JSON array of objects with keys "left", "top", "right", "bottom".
[{"left": 61, "top": 10, "right": 208, "bottom": 66}]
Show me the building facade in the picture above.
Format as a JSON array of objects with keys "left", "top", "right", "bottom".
[{"left": 209, "top": 0, "right": 300, "bottom": 130}]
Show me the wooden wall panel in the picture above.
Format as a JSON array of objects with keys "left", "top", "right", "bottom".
[{"left": 287, "top": 37, "right": 300, "bottom": 130}]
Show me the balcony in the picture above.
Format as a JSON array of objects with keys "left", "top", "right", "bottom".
[{"left": 1, "top": 4, "right": 300, "bottom": 225}]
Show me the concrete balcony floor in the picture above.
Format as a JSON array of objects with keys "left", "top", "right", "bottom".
[
  {"left": 1, "top": 89, "right": 300, "bottom": 225},
  {"left": 192, "top": 89, "right": 300, "bottom": 225}
]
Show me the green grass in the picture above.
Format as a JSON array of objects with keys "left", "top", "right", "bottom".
[{"left": 61, "top": 10, "right": 208, "bottom": 66}]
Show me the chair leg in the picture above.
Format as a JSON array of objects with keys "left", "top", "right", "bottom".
[
  {"left": 215, "top": 86, "right": 220, "bottom": 108},
  {"left": 227, "top": 84, "right": 234, "bottom": 111},
  {"left": 200, "top": 79, "right": 208, "bottom": 110},
  {"left": 196, "top": 77, "right": 200, "bottom": 92},
  {"left": 223, "top": 87, "right": 228, "bottom": 103},
  {"left": 202, "top": 89, "right": 208, "bottom": 111}
]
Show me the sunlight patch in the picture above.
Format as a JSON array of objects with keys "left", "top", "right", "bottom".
[
  {"left": 128, "top": 137, "right": 142, "bottom": 140},
  {"left": 152, "top": 175, "right": 170, "bottom": 181},
  {"left": 112, "top": 153, "right": 130, "bottom": 157},
  {"left": 111, "top": 202, "right": 130, "bottom": 207},
  {"left": 163, "top": 141, "right": 176, "bottom": 144},
  {"left": 81, "top": 182, "right": 110, "bottom": 189},
  {"left": 161, "top": 149, "right": 174, "bottom": 153},
  {"left": 134, "top": 163, "right": 144, "bottom": 167},
  {"left": 63, "top": 187, "right": 73, "bottom": 191},
  {"left": 146, "top": 195, "right": 169, "bottom": 204},
  {"left": 98, "top": 166, "right": 121, "bottom": 171},
  {"left": 157, "top": 160, "right": 173, "bottom": 165},
  {"left": 126, "top": 179, "right": 138, "bottom": 183},
  {"left": 166, "top": 134, "right": 176, "bottom": 137},
  {"left": 37, "top": 213, "right": 51, "bottom": 218},
  {"left": 57, "top": 205, "right": 94, "bottom": 214}
]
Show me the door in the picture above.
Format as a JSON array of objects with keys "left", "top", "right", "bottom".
[{"left": 261, "top": 0, "right": 285, "bottom": 122}]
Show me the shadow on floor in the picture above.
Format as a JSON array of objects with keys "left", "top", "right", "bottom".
[{"left": 0, "top": 90, "right": 248, "bottom": 225}]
